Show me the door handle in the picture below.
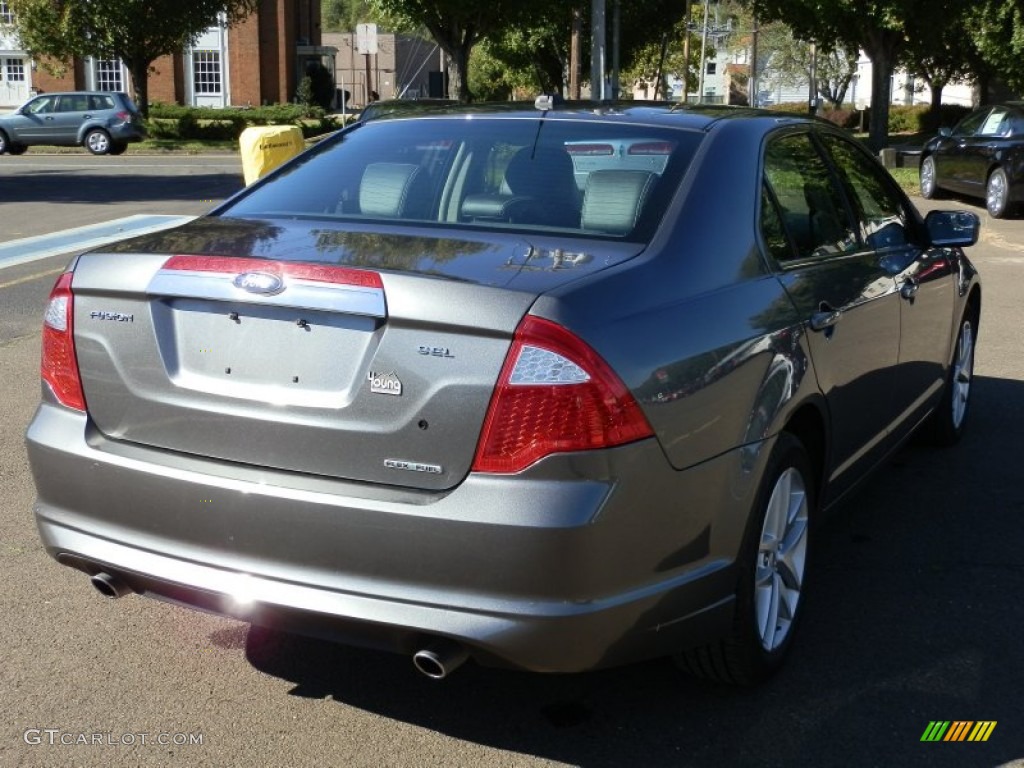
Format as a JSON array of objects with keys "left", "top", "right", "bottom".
[
  {"left": 809, "top": 307, "right": 841, "bottom": 332},
  {"left": 83, "top": 114, "right": 92, "bottom": 119},
  {"left": 900, "top": 278, "right": 919, "bottom": 301}
]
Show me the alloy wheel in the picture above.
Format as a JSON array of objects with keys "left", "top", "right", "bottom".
[
  {"left": 951, "top": 320, "right": 974, "bottom": 430},
  {"left": 987, "top": 170, "right": 1007, "bottom": 217},
  {"left": 754, "top": 467, "right": 809, "bottom": 652}
]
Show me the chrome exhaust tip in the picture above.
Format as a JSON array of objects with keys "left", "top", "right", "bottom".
[
  {"left": 90, "top": 572, "right": 132, "bottom": 599},
  {"left": 412, "top": 640, "right": 469, "bottom": 679}
]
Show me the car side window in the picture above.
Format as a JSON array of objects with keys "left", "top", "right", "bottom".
[
  {"left": 978, "top": 107, "right": 1010, "bottom": 137},
  {"left": 759, "top": 181, "right": 796, "bottom": 262},
  {"left": 762, "top": 133, "right": 858, "bottom": 262},
  {"left": 952, "top": 108, "right": 989, "bottom": 137},
  {"left": 25, "top": 96, "right": 56, "bottom": 115},
  {"left": 89, "top": 95, "right": 115, "bottom": 111},
  {"left": 57, "top": 95, "right": 89, "bottom": 113},
  {"left": 820, "top": 134, "right": 909, "bottom": 251}
]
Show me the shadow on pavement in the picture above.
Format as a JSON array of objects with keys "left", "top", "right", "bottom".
[
  {"left": 0, "top": 171, "right": 242, "bottom": 205},
  {"left": 241, "top": 374, "right": 1024, "bottom": 767}
]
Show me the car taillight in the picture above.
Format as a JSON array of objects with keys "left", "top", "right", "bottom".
[
  {"left": 41, "top": 272, "right": 86, "bottom": 411},
  {"left": 565, "top": 143, "right": 615, "bottom": 156},
  {"left": 115, "top": 111, "right": 131, "bottom": 122},
  {"left": 627, "top": 141, "right": 675, "bottom": 155},
  {"left": 472, "top": 316, "right": 653, "bottom": 473}
]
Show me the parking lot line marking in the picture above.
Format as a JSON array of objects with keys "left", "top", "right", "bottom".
[
  {"left": 0, "top": 266, "right": 65, "bottom": 290},
  {"left": 0, "top": 215, "right": 194, "bottom": 271}
]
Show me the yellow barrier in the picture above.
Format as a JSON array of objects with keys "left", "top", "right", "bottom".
[{"left": 239, "top": 125, "right": 305, "bottom": 186}]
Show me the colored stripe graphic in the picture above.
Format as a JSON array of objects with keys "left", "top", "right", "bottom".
[
  {"left": 921, "top": 720, "right": 996, "bottom": 742},
  {"left": 968, "top": 722, "right": 997, "bottom": 742},
  {"left": 945, "top": 721, "right": 973, "bottom": 741},
  {"left": 921, "top": 721, "right": 950, "bottom": 741}
]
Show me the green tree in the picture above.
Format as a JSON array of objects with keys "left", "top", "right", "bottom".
[
  {"left": 971, "top": 0, "right": 1024, "bottom": 96},
  {"left": 370, "top": 0, "right": 549, "bottom": 101},
  {"left": 10, "top": 0, "right": 258, "bottom": 116},
  {"left": 899, "top": 2, "right": 977, "bottom": 128},
  {"left": 752, "top": 0, "right": 924, "bottom": 149},
  {"left": 323, "top": 0, "right": 377, "bottom": 31}
]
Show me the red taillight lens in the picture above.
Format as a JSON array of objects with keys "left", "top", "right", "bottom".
[
  {"left": 472, "top": 316, "right": 653, "bottom": 473},
  {"left": 41, "top": 272, "right": 86, "bottom": 411},
  {"left": 627, "top": 141, "right": 675, "bottom": 155},
  {"left": 565, "top": 143, "right": 615, "bottom": 156},
  {"left": 115, "top": 111, "right": 131, "bottom": 121}
]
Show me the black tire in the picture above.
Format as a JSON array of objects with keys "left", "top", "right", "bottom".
[
  {"left": 0, "top": 130, "right": 8, "bottom": 154},
  {"left": 919, "top": 155, "right": 943, "bottom": 199},
  {"left": 7, "top": 143, "right": 27, "bottom": 155},
  {"left": 986, "top": 168, "right": 1013, "bottom": 218},
  {"left": 108, "top": 143, "right": 128, "bottom": 156},
  {"left": 84, "top": 128, "right": 112, "bottom": 155},
  {"left": 676, "top": 432, "right": 814, "bottom": 684},
  {"left": 928, "top": 309, "right": 977, "bottom": 446}
]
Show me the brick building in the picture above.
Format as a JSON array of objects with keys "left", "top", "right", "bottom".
[{"left": 1, "top": 0, "right": 334, "bottom": 108}]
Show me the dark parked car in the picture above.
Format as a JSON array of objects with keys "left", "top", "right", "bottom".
[
  {"left": 0, "top": 91, "right": 145, "bottom": 156},
  {"left": 920, "top": 102, "right": 1024, "bottom": 218},
  {"left": 27, "top": 103, "right": 981, "bottom": 684}
]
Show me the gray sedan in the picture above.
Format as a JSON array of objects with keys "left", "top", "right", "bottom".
[{"left": 26, "top": 103, "right": 980, "bottom": 684}]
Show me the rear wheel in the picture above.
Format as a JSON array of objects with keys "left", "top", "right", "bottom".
[
  {"left": 108, "top": 142, "right": 128, "bottom": 156},
  {"left": 0, "top": 130, "right": 8, "bottom": 154},
  {"left": 84, "top": 129, "right": 112, "bottom": 155},
  {"left": 929, "top": 310, "right": 976, "bottom": 446},
  {"left": 676, "top": 432, "right": 813, "bottom": 684},
  {"left": 986, "top": 168, "right": 1014, "bottom": 218},
  {"left": 8, "top": 143, "right": 27, "bottom": 155},
  {"left": 919, "top": 155, "right": 943, "bottom": 199}
]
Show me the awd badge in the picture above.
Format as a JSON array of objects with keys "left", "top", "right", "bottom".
[{"left": 368, "top": 370, "right": 402, "bottom": 396}]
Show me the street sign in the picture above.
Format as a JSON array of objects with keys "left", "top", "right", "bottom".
[{"left": 356, "top": 23, "right": 378, "bottom": 55}]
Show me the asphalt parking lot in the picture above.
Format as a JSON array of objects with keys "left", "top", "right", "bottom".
[{"left": 0, "top": 155, "right": 1022, "bottom": 767}]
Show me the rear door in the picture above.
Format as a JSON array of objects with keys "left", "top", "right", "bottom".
[
  {"left": 52, "top": 93, "right": 92, "bottom": 143},
  {"left": 761, "top": 131, "right": 901, "bottom": 497},
  {"left": 941, "top": 108, "right": 991, "bottom": 194}
]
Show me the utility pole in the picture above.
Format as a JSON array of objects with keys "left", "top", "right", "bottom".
[
  {"left": 697, "top": 0, "right": 709, "bottom": 103},
  {"left": 611, "top": 1, "right": 621, "bottom": 99},
  {"left": 591, "top": 0, "right": 606, "bottom": 100},
  {"left": 749, "top": 2, "right": 758, "bottom": 107},
  {"left": 682, "top": 0, "right": 691, "bottom": 103},
  {"left": 808, "top": 41, "right": 817, "bottom": 115},
  {"left": 570, "top": 7, "right": 582, "bottom": 99}
]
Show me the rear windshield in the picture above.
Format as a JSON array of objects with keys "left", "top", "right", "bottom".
[{"left": 223, "top": 117, "right": 702, "bottom": 241}]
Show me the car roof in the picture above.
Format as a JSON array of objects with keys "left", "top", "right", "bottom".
[{"left": 357, "top": 99, "right": 818, "bottom": 133}]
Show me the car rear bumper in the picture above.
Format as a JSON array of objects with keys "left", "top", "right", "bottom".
[{"left": 27, "top": 402, "right": 763, "bottom": 672}]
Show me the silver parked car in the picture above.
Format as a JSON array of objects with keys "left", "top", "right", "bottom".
[
  {"left": 27, "top": 103, "right": 981, "bottom": 683},
  {"left": 0, "top": 91, "right": 145, "bottom": 155}
]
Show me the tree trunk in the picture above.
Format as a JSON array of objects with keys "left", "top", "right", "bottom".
[
  {"left": 126, "top": 58, "right": 151, "bottom": 117},
  {"left": 448, "top": 43, "right": 471, "bottom": 101},
  {"left": 929, "top": 80, "right": 945, "bottom": 131},
  {"left": 862, "top": 29, "right": 903, "bottom": 152}
]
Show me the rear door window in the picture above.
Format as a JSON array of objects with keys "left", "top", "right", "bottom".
[
  {"left": 761, "top": 133, "right": 858, "bottom": 262},
  {"left": 819, "top": 134, "right": 911, "bottom": 251}
]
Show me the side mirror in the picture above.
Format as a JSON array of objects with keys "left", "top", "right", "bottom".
[
  {"left": 938, "top": 126, "right": 952, "bottom": 138},
  {"left": 925, "top": 210, "right": 980, "bottom": 248}
]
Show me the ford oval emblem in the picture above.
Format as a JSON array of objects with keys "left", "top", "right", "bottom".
[{"left": 233, "top": 271, "right": 285, "bottom": 295}]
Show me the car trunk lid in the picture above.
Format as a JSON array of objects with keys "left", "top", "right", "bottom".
[{"left": 71, "top": 217, "right": 644, "bottom": 490}]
